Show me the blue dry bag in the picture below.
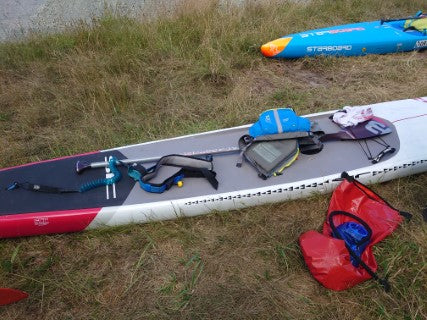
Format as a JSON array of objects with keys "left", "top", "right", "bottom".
[{"left": 249, "top": 108, "right": 311, "bottom": 138}]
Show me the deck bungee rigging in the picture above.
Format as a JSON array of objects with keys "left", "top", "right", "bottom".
[{"left": 326, "top": 107, "right": 396, "bottom": 164}]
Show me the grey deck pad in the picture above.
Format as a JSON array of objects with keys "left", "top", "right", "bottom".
[
  {"left": 118, "top": 114, "right": 398, "bottom": 206},
  {"left": 0, "top": 113, "right": 398, "bottom": 215}
]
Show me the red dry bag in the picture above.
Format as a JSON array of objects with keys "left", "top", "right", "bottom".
[
  {"left": 299, "top": 172, "right": 411, "bottom": 291},
  {"left": 0, "top": 288, "right": 28, "bottom": 306}
]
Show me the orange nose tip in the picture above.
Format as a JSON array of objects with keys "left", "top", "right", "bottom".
[{"left": 260, "top": 37, "right": 292, "bottom": 57}]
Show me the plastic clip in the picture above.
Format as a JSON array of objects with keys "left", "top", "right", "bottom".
[{"left": 6, "top": 182, "right": 19, "bottom": 191}]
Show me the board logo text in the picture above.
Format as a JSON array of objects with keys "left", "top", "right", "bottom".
[
  {"left": 34, "top": 217, "right": 49, "bottom": 227},
  {"left": 415, "top": 40, "right": 427, "bottom": 48},
  {"left": 307, "top": 45, "right": 352, "bottom": 53},
  {"left": 300, "top": 27, "right": 365, "bottom": 38}
]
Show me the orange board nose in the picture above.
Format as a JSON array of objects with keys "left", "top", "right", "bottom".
[{"left": 261, "top": 37, "right": 292, "bottom": 57}]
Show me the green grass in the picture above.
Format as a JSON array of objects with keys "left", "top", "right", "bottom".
[{"left": 0, "top": 0, "right": 426, "bottom": 319}]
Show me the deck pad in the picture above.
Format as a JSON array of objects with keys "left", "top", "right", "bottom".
[{"left": 0, "top": 115, "right": 398, "bottom": 216}]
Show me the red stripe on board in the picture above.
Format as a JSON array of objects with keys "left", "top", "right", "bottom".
[
  {"left": 0, "top": 208, "right": 101, "bottom": 238},
  {"left": 392, "top": 114, "right": 427, "bottom": 123},
  {"left": 0, "top": 151, "right": 100, "bottom": 172},
  {"left": 414, "top": 97, "right": 427, "bottom": 103}
]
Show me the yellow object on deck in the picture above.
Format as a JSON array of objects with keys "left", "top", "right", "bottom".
[{"left": 404, "top": 17, "right": 427, "bottom": 33}]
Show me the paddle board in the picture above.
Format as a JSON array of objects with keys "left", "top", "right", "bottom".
[
  {"left": 261, "top": 17, "right": 427, "bottom": 58},
  {"left": 0, "top": 97, "right": 426, "bottom": 238}
]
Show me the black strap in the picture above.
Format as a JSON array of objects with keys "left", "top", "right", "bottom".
[
  {"left": 134, "top": 155, "right": 219, "bottom": 192},
  {"left": 422, "top": 207, "right": 427, "bottom": 223},
  {"left": 398, "top": 211, "right": 412, "bottom": 220},
  {"left": 329, "top": 210, "right": 390, "bottom": 291},
  {"left": 329, "top": 211, "right": 373, "bottom": 245},
  {"left": 319, "top": 131, "right": 354, "bottom": 142},
  {"left": 6, "top": 182, "right": 78, "bottom": 194},
  {"left": 156, "top": 167, "right": 218, "bottom": 190},
  {"left": 298, "top": 135, "right": 323, "bottom": 155},
  {"left": 199, "top": 168, "right": 219, "bottom": 190},
  {"left": 248, "top": 131, "right": 312, "bottom": 142}
]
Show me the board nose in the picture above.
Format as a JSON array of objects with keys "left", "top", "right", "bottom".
[{"left": 260, "top": 37, "right": 292, "bottom": 57}]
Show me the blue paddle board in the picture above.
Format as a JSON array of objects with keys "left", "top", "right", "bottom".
[{"left": 261, "top": 15, "right": 427, "bottom": 58}]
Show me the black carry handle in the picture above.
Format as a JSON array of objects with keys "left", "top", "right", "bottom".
[{"left": 370, "top": 146, "right": 395, "bottom": 164}]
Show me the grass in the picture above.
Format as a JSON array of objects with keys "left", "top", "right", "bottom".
[{"left": 0, "top": 0, "right": 426, "bottom": 319}]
